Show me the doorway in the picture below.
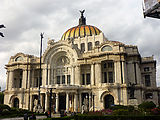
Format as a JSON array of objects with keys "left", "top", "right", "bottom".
[{"left": 104, "top": 94, "right": 114, "bottom": 109}]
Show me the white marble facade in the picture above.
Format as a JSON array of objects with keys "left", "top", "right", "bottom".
[{"left": 4, "top": 14, "right": 159, "bottom": 112}]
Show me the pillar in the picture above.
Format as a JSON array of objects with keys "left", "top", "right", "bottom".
[
  {"left": 75, "top": 65, "right": 80, "bottom": 85},
  {"left": 71, "top": 67, "right": 75, "bottom": 85},
  {"left": 31, "top": 69, "right": 34, "bottom": 88},
  {"left": 27, "top": 70, "right": 31, "bottom": 88},
  {"left": 79, "top": 93, "right": 82, "bottom": 112},
  {"left": 22, "top": 70, "right": 27, "bottom": 88},
  {"left": 9, "top": 70, "right": 14, "bottom": 89},
  {"left": 6, "top": 71, "right": 9, "bottom": 90},
  {"left": 48, "top": 68, "right": 51, "bottom": 85},
  {"left": 42, "top": 67, "right": 47, "bottom": 85},
  {"left": 89, "top": 93, "right": 92, "bottom": 111},
  {"left": 66, "top": 93, "right": 69, "bottom": 112},
  {"left": 122, "top": 61, "right": 126, "bottom": 84},
  {"left": 30, "top": 95, "right": 33, "bottom": 111},
  {"left": 45, "top": 93, "right": 49, "bottom": 112},
  {"left": 74, "top": 94, "right": 78, "bottom": 112},
  {"left": 95, "top": 62, "right": 102, "bottom": 85},
  {"left": 56, "top": 93, "right": 59, "bottom": 113},
  {"left": 91, "top": 64, "right": 95, "bottom": 85}
]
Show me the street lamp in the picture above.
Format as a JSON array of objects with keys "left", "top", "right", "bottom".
[
  {"left": 41, "top": 85, "right": 56, "bottom": 118},
  {"left": 49, "top": 88, "right": 53, "bottom": 118}
]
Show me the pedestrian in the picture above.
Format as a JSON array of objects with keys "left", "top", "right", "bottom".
[
  {"left": 45, "top": 111, "right": 49, "bottom": 118},
  {"left": 24, "top": 113, "right": 28, "bottom": 120}
]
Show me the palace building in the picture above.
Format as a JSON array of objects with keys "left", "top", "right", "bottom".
[{"left": 4, "top": 11, "right": 159, "bottom": 112}]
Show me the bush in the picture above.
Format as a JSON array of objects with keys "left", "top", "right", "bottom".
[
  {"left": 0, "top": 104, "right": 11, "bottom": 113},
  {"left": 113, "top": 109, "right": 129, "bottom": 115},
  {"left": 0, "top": 92, "right": 4, "bottom": 104},
  {"left": 138, "top": 101, "right": 156, "bottom": 112}
]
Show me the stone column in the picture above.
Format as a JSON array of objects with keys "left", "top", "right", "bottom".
[
  {"left": 91, "top": 64, "right": 95, "bottom": 85},
  {"left": 6, "top": 71, "right": 9, "bottom": 90},
  {"left": 95, "top": 62, "right": 102, "bottom": 85},
  {"left": 71, "top": 67, "right": 75, "bottom": 85},
  {"left": 9, "top": 70, "right": 14, "bottom": 89},
  {"left": 42, "top": 67, "right": 47, "bottom": 86},
  {"left": 89, "top": 93, "right": 92, "bottom": 111},
  {"left": 45, "top": 93, "right": 49, "bottom": 112},
  {"left": 114, "top": 61, "right": 117, "bottom": 83},
  {"left": 48, "top": 68, "right": 51, "bottom": 85},
  {"left": 74, "top": 94, "right": 78, "bottom": 112},
  {"left": 75, "top": 65, "right": 80, "bottom": 85},
  {"left": 30, "top": 95, "right": 33, "bottom": 111},
  {"left": 79, "top": 93, "right": 82, "bottom": 112},
  {"left": 66, "top": 93, "right": 69, "bottom": 112},
  {"left": 122, "top": 61, "right": 127, "bottom": 84},
  {"left": 22, "top": 70, "right": 27, "bottom": 89},
  {"left": 27, "top": 70, "right": 31, "bottom": 89},
  {"left": 56, "top": 93, "right": 59, "bottom": 113},
  {"left": 31, "top": 69, "right": 35, "bottom": 88},
  {"left": 115, "top": 61, "right": 121, "bottom": 84}
]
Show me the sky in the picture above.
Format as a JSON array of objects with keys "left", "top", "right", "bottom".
[{"left": 0, "top": 0, "right": 160, "bottom": 91}]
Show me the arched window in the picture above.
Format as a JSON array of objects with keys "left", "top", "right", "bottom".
[
  {"left": 95, "top": 41, "right": 100, "bottom": 46},
  {"left": 101, "top": 45, "right": 112, "bottom": 52},
  {"left": 15, "top": 56, "right": 23, "bottom": 61},
  {"left": 88, "top": 42, "right": 92, "bottom": 51}
]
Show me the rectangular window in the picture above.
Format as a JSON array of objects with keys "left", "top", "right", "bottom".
[
  {"left": 67, "top": 75, "right": 70, "bottom": 84},
  {"left": 145, "top": 75, "right": 151, "bottom": 87},
  {"left": 86, "top": 73, "right": 90, "bottom": 85},
  {"left": 57, "top": 76, "right": 60, "bottom": 84},
  {"left": 35, "top": 77, "right": 38, "bottom": 87},
  {"left": 108, "top": 62, "right": 113, "bottom": 68},
  {"left": 144, "top": 67, "right": 149, "bottom": 72},
  {"left": 88, "top": 42, "right": 92, "bottom": 51},
  {"left": 103, "top": 72, "right": 107, "bottom": 83},
  {"left": 82, "top": 74, "right": 85, "bottom": 85},
  {"left": 104, "top": 63, "right": 107, "bottom": 68},
  {"left": 19, "top": 78, "right": 22, "bottom": 88},
  {"left": 108, "top": 72, "right": 113, "bottom": 83},
  {"left": 81, "top": 43, "right": 85, "bottom": 53},
  {"left": 62, "top": 75, "right": 65, "bottom": 84}
]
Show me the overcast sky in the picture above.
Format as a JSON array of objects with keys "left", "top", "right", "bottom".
[{"left": 0, "top": 0, "right": 160, "bottom": 90}]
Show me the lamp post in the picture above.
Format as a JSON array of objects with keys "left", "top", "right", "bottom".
[
  {"left": 49, "top": 88, "right": 53, "bottom": 118},
  {"left": 38, "top": 33, "right": 44, "bottom": 105},
  {"left": 35, "top": 33, "right": 44, "bottom": 113}
]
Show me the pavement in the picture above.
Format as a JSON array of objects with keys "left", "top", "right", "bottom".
[
  {"left": 0, "top": 116, "right": 47, "bottom": 120},
  {"left": 0, "top": 114, "right": 64, "bottom": 120}
]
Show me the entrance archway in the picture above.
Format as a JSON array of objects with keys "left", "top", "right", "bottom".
[
  {"left": 104, "top": 94, "right": 114, "bottom": 109},
  {"left": 13, "top": 98, "right": 19, "bottom": 108}
]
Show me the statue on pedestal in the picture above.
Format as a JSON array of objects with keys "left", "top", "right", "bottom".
[{"left": 128, "top": 82, "right": 136, "bottom": 99}]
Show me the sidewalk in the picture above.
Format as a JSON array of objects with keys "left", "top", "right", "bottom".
[{"left": 0, "top": 116, "right": 47, "bottom": 120}]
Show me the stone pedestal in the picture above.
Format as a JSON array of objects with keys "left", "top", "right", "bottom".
[{"left": 128, "top": 99, "right": 138, "bottom": 106}]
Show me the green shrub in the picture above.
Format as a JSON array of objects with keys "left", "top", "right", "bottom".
[
  {"left": 113, "top": 109, "right": 129, "bottom": 115},
  {"left": 0, "top": 92, "right": 4, "bottom": 104},
  {"left": 138, "top": 101, "right": 156, "bottom": 112},
  {"left": 0, "top": 104, "right": 11, "bottom": 113}
]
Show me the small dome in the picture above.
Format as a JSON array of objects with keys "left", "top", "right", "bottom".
[{"left": 61, "top": 25, "right": 101, "bottom": 40}]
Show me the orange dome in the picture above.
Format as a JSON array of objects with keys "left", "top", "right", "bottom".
[{"left": 61, "top": 25, "right": 101, "bottom": 40}]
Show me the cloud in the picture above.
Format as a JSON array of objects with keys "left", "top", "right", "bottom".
[{"left": 0, "top": 0, "right": 160, "bottom": 90}]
